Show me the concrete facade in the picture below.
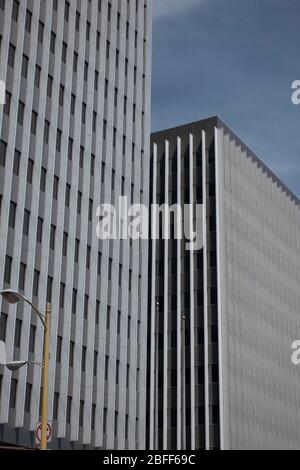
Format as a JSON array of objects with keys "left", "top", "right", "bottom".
[
  {"left": 0, "top": 0, "right": 152, "bottom": 449},
  {"left": 148, "top": 117, "right": 300, "bottom": 450}
]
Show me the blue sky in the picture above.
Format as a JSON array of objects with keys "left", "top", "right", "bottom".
[{"left": 152, "top": 0, "right": 300, "bottom": 196}]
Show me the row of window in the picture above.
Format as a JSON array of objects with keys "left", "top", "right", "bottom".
[
  {"left": 155, "top": 288, "right": 217, "bottom": 311},
  {"left": 0, "top": 310, "right": 136, "bottom": 373},
  {"left": 7, "top": 41, "right": 145, "bottom": 115},
  {"left": 0, "top": 374, "right": 132, "bottom": 438},
  {"left": 2, "top": 253, "right": 137, "bottom": 304},
  {"left": 2, "top": 86, "right": 144, "bottom": 163},
  {"left": 1, "top": 0, "right": 146, "bottom": 42},
  {"left": 156, "top": 252, "right": 216, "bottom": 275},
  {"left": 0, "top": 142, "right": 143, "bottom": 212}
]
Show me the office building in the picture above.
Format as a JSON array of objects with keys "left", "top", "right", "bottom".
[
  {"left": 0, "top": 0, "right": 152, "bottom": 449},
  {"left": 148, "top": 116, "right": 300, "bottom": 450}
]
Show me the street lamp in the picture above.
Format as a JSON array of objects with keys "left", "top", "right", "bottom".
[
  {"left": 0, "top": 340, "right": 42, "bottom": 371},
  {"left": 0, "top": 289, "right": 51, "bottom": 451}
]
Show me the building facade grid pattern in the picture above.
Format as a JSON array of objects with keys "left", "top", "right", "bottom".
[{"left": 0, "top": 0, "right": 152, "bottom": 450}]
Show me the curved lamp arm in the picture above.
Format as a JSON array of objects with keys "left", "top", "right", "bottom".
[
  {"left": 0, "top": 290, "right": 46, "bottom": 329},
  {"left": 20, "top": 296, "right": 46, "bottom": 329}
]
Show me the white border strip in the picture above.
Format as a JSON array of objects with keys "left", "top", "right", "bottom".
[
  {"left": 202, "top": 130, "right": 210, "bottom": 450},
  {"left": 189, "top": 134, "right": 196, "bottom": 450},
  {"left": 176, "top": 137, "right": 182, "bottom": 450},
  {"left": 163, "top": 139, "right": 169, "bottom": 450},
  {"left": 149, "top": 143, "right": 158, "bottom": 450},
  {"left": 214, "top": 126, "right": 225, "bottom": 450}
]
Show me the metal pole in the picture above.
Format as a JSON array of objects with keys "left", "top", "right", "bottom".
[
  {"left": 40, "top": 303, "right": 51, "bottom": 450},
  {"left": 154, "top": 301, "right": 159, "bottom": 449},
  {"left": 182, "top": 314, "right": 186, "bottom": 450}
]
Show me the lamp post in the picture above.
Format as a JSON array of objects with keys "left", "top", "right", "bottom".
[{"left": 0, "top": 289, "right": 51, "bottom": 451}]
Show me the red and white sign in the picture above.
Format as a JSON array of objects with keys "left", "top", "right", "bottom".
[{"left": 35, "top": 422, "right": 52, "bottom": 444}]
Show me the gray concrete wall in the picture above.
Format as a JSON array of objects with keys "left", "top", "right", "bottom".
[
  {"left": 0, "top": 0, "right": 152, "bottom": 450},
  {"left": 216, "top": 124, "right": 300, "bottom": 449}
]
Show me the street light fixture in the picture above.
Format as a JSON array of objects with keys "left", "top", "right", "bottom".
[
  {"left": 0, "top": 340, "right": 43, "bottom": 371},
  {"left": 0, "top": 289, "right": 51, "bottom": 451}
]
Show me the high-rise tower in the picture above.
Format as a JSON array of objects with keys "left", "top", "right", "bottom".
[
  {"left": 148, "top": 117, "right": 300, "bottom": 450},
  {"left": 0, "top": 0, "right": 152, "bottom": 450}
]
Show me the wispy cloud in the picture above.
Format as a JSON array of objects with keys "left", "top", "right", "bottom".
[{"left": 153, "top": 0, "right": 206, "bottom": 18}]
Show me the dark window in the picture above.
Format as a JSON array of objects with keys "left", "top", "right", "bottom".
[
  {"left": 12, "top": 0, "right": 19, "bottom": 21},
  {"left": 38, "top": 21, "right": 44, "bottom": 43},
  {"left": 17, "top": 101, "right": 25, "bottom": 126},
  {"left": 13, "top": 150, "right": 20, "bottom": 176},
  {"left": 62, "top": 232, "right": 68, "bottom": 257},
  {"left": 0, "top": 140, "right": 7, "bottom": 167},
  {"left": 9, "top": 201, "right": 17, "bottom": 228},
  {"left": 0, "top": 313, "right": 8, "bottom": 341},
  {"left": 116, "top": 360, "right": 119, "bottom": 384},
  {"left": 92, "top": 405, "right": 96, "bottom": 431},
  {"left": 50, "top": 32, "right": 56, "bottom": 54},
  {"left": 25, "top": 383, "right": 32, "bottom": 413},
  {"left": 19, "top": 278, "right": 28, "bottom": 311},
  {"left": 93, "top": 351, "right": 98, "bottom": 376},
  {"left": 64, "top": 1, "right": 70, "bottom": 21},
  {"left": 72, "top": 289, "right": 77, "bottom": 313},
  {"left": 79, "top": 400, "right": 84, "bottom": 427},
  {"left": 107, "top": 306, "right": 111, "bottom": 330},
  {"left": 8, "top": 44, "right": 15, "bottom": 67},
  {"left": 44, "top": 120, "right": 50, "bottom": 144},
  {"left": 56, "top": 336, "right": 62, "bottom": 363},
  {"left": 68, "top": 138, "right": 73, "bottom": 161},
  {"left": 36, "top": 218, "right": 43, "bottom": 243},
  {"left": 31, "top": 111, "right": 38, "bottom": 135},
  {"left": 33, "top": 270, "right": 39, "bottom": 297},
  {"left": 96, "top": 301, "right": 100, "bottom": 325},
  {"left": 75, "top": 239, "right": 79, "bottom": 263},
  {"left": 4, "top": 91, "right": 11, "bottom": 116},
  {"left": 29, "top": 325, "right": 36, "bottom": 353},
  {"left": 14, "top": 319, "right": 22, "bottom": 348},
  {"left": 22, "top": 55, "right": 29, "bottom": 78},
  {"left": 108, "top": 258, "right": 112, "bottom": 281},
  {"left": 62, "top": 42, "right": 67, "bottom": 63},
  {"left": 82, "top": 346, "right": 86, "bottom": 372},
  {"left": 35, "top": 65, "right": 41, "bottom": 88},
  {"left": 56, "top": 129, "right": 62, "bottom": 152},
  {"left": 77, "top": 192, "right": 82, "bottom": 214},
  {"left": 84, "top": 294, "right": 89, "bottom": 319},
  {"left": 53, "top": 176, "right": 59, "bottom": 200},
  {"left": 67, "top": 396, "right": 72, "bottom": 423},
  {"left": 114, "top": 412, "right": 118, "bottom": 437},
  {"left": 47, "top": 276, "right": 53, "bottom": 303},
  {"left": 27, "top": 159, "right": 34, "bottom": 184},
  {"left": 59, "top": 85, "right": 64, "bottom": 107},
  {"left": 40, "top": 167, "right": 47, "bottom": 192},
  {"left": 86, "top": 21, "right": 90, "bottom": 41},
  {"left": 66, "top": 184, "right": 71, "bottom": 208},
  {"left": 105, "top": 355, "right": 109, "bottom": 380},
  {"left": 75, "top": 11, "right": 80, "bottom": 31},
  {"left": 73, "top": 52, "right": 78, "bottom": 72},
  {"left": 103, "top": 408, "right": 107, "bottom": 434},
  {"left": 4, "top": 256, "right": 12, "bottom": 284},
  {"left": 71, "top": 94, "right": 76, "bottom": 115},
  {"left": 10, "top": 379, "right": 18, "bottom": 409},
  {"left": 59, "top": 283, "right": 65, "bottom": 308},
  {"left": 25, "top": 10, "right": 32, "bottom": 33},
  {"left": 53, "top": 392, "right": 59, "bottom": 420},
  {"left": 69, "top": 341, "right": 75, "bottom": 368},
  {"left": 47, "top": 75, "right": 53, "bottom": 97}
]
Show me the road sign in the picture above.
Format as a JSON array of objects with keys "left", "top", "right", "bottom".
[{"left": 35, "top": 422, "right": 52, "bottom": 445}]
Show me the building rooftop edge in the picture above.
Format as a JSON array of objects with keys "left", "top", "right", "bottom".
[{"left": 151, "top": 116, "right": 300, "bottom": 207}]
